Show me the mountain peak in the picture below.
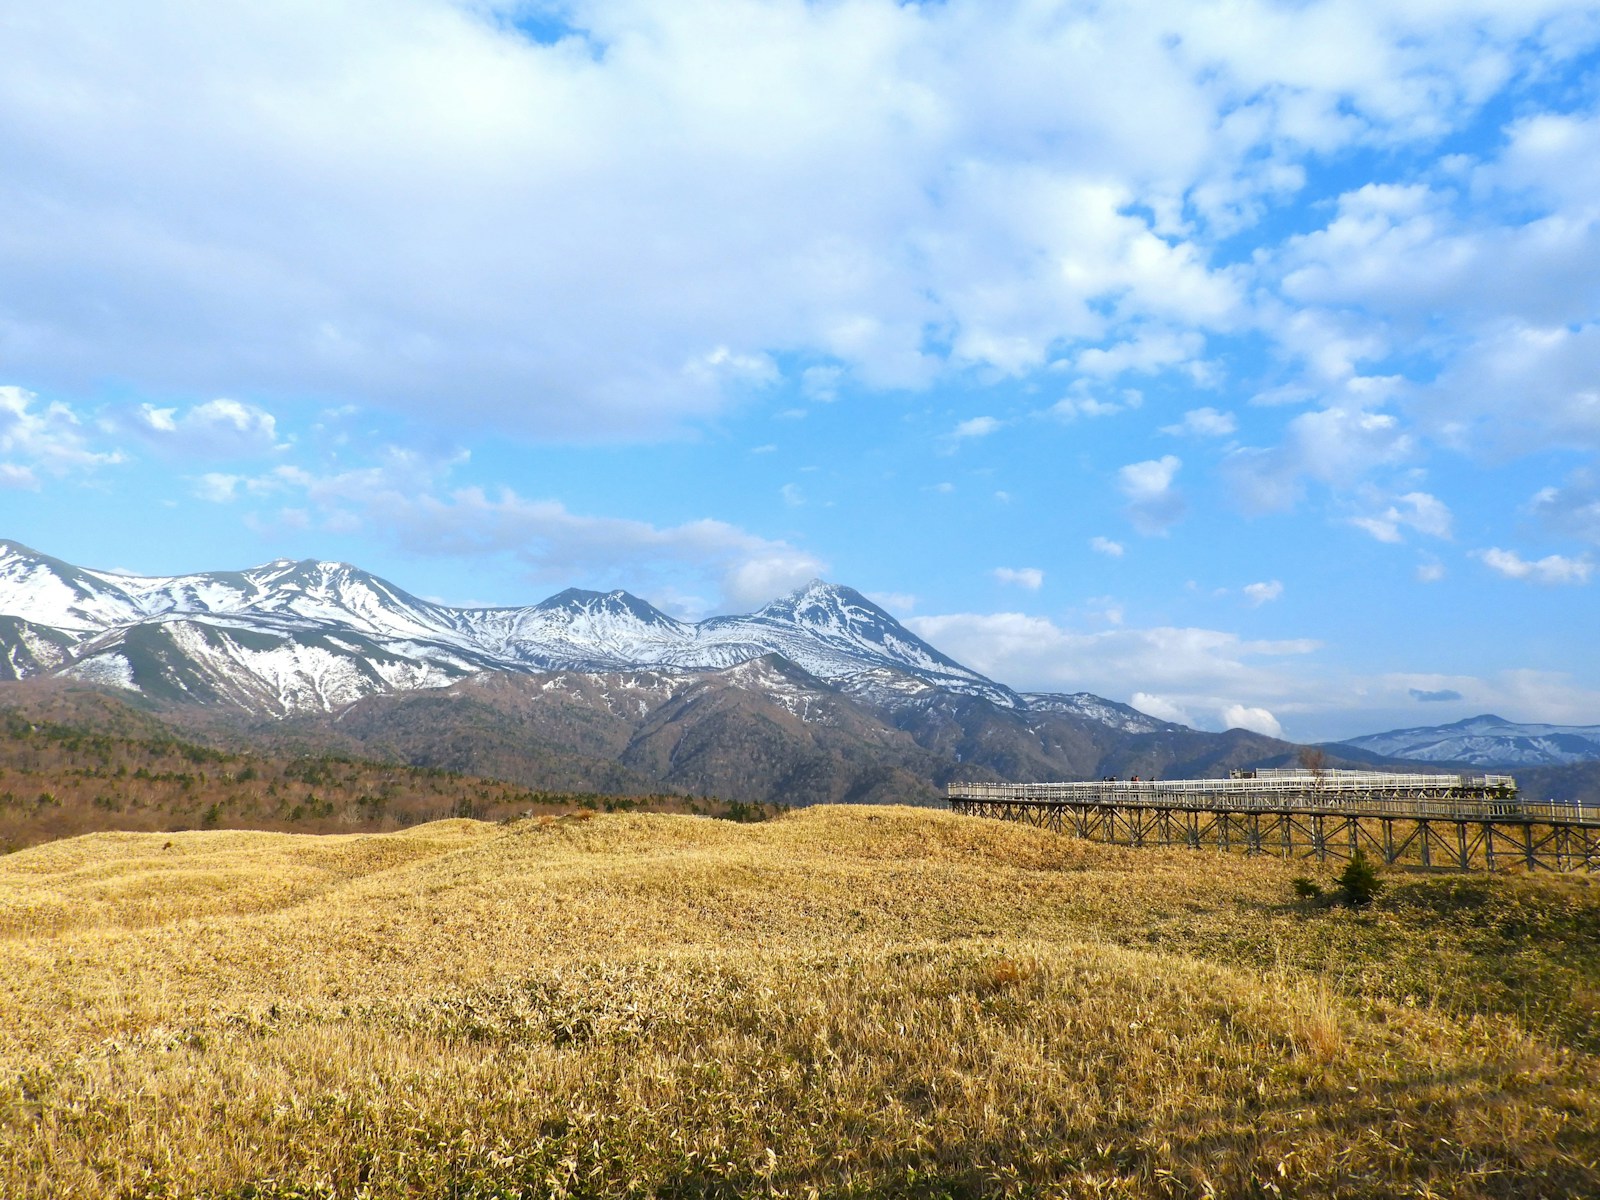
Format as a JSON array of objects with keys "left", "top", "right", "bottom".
[{"left": 533, "top": 587, "right": 680, "bottom": 628}]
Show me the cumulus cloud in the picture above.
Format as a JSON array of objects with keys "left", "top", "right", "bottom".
[
  {"left": 1424, "top": 322, "right": 1600, "bottom": 454},
  {"left": 1117, "top": 455, "right": 1184, "bottom": 534},
  {"left": 1221, "top": 704, "right": 1283, "bottom": 738},
  {"left": 904, "top": 606, "right": 1600, "bottom": 740},
  {"left": 1243, "top": 580, "right": 1284, "bottom": 605},
  {"left": 1350, "top": 491, "right": 1453, "bottom": 543},
  {"left": 1074, "top": 329, "right": 1207, "bottom": 378},
  {"left": 1475, "top": 546, "right": 1593, "bottom": 585},
  {"left": 992, "top": 567, "right": 1043, "bottom": 590},
  {"left": 1131, "top": 693, "right": 1191, "bottom": 726},
  {"left": 1263, "top": 108, "right": 1600, "bottom": 464},
  {"left": 1050, "top": 384, "right": 1142, "bottom": 422},
  {"left": 1224, "top": 406, "right": 1413, "bottom": 514},
  {"left": 904, "top": 610, "right": 1318, "bottom": 726},
  {"left": 3, "top": 1, "right": 1588, "bottom": 439},
  {"left": 0, "top": 385, "right": 124, "bottom": 484}
]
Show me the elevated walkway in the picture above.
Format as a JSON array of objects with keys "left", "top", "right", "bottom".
[{"left": 948, "top": 769, "right": 1600, "bottom": 873}]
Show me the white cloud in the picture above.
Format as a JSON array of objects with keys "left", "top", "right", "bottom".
[
  {"left": 1350, "top": 490, "right": 1453, "bottom": 543},
  {"left": 1131, "top": 692, "right": 1192, "bottom": 726},
  {"left": 3, "top": 2, "right": 1582, "bottom": 437},
  {"left": 1423, "top": 322, "right": 1600, "bottom": 454},
  {"left": 992, "top": 567, "right": 1043, "bottom": 590},
  {"left": 779, "top": 483, "right": 805, "bottom": 507},
  {"left": 0, "top": 385, "right": 124, "bottom": 480},
  {"left": 1243, "top": 580, "right": 1283, "bottom": 605},
  {"left": 1224, "top": 406, "right": 1413, "bottom": 514},
  {"left": 1117, "top": 454, "right": 1184, "bottom": 534},
  {"left": 1475, "top": 546, "right": 1593, "bottom": 585},
  {"left": 1415, "top": 557, "right": 1447, "bottom": 583},
  {"left": 1220, "top": 704, "right": 1283, "bottom": 738},
  {"left": 1160, "top": 406, "right": 1237, "bottom": 437},
  {"left": 1049, "top": 380, "right": 1142, "bottom": 422},
  {"left": 1074, "top": 329, "right": 1206, "bottom": 378},
  {"left": 204, "top": 446, "right": 827, "bottom": 608},
  {"left": 904, "top": 610, "right": 1318, "bottom": 728},
  {"left": 1089, "top": 536, "right": 1125, "bottom": 558},
  {"left": 949, "top": 416, "right": 1002, "bottom": 441},
  {"left": 907, "top": 603, "right": 1600, "bottom": 741},
  {"left": 126, "top": 398, "right": 281, "bottom": 457}
]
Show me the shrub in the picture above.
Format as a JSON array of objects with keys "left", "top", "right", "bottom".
[
  {"left": 1292, "top": 876, "right": 1324, "bottom": 902},
  {"left": 1335, "top": 851, "right": 1382, "bottom": 908}
]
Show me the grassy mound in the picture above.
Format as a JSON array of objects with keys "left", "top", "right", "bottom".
[{"left": 2, "top": 806, "right": 1597, "bottom": 1197}]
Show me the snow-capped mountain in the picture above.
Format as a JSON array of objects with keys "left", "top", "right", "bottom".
[
  {"left": 1019, "top": 692, "right": 1176, "bottom": 734},
  {"left": 0, "top": 540, "right": 1017, "bottom": 715},
  {"left": 1340, "top": 714, "right": 1600, "bottom": 767}
]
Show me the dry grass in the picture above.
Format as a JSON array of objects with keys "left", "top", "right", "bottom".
[{"left": 2, "top": 805, "right": 1597, "bottom": 1198}]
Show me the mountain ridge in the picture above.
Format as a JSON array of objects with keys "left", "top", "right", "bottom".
[
  {"left": 1341, "top": 712, "right": 1600, "bottom": 768},
  {"left": 0, "top": 540, "right": 1019, "bottom": 713}
]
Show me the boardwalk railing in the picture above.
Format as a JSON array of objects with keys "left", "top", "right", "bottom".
[{"left": 948, "top": 771, "right": 1600, "bottom": 874}]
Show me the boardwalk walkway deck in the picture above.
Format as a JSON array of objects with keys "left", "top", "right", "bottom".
[{"left": 948, "top": 769, "right": 1600, "bottom": 873}]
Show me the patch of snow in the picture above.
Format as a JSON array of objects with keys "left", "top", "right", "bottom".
[{"left": 63, "top": 653, "right": 139, "bottom": 692}]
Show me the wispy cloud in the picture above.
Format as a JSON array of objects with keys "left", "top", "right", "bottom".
[
  {"left": 0, "top": 385, "right": 124, "bottom": 486},
  {"left": 992, "top": 566, "right": 1044, "bottom": 590},
  {"left": 1475, "top": 547, "right": 1593, "bottom": 585},
  {"left": 1089, "top": 536, "right": 1125, "bottom": 558},
  {"left": 197, "top": 447, "right": 827, "bottom": 609},
  {"left": 1159, "top": 407, "right": 1236, "bottom": 438}
]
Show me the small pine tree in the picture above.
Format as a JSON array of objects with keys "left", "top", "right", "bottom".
[
  {"left": 1334, "top": 851, "right": 1382, "bottom": 907},
  {"left": 1291, "top": 876, "right": 1324, "bottom": 902}
]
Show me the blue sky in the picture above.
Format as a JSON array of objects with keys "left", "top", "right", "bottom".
[{"left": 3, "top": 0, "right": 1599, "bottom": 740}]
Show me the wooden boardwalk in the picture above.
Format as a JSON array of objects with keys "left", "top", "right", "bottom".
[{"left": 948, "top": 769, "right": 1600, "bottom": 874}]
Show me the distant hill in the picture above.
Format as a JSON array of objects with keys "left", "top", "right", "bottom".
[{"left": 1341, "top": 713, "right": 1600, "bottom": 767}]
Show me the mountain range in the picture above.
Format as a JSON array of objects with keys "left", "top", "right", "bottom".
[
  {"left": 1, "top": 539, "right": 1595, "bottom": 806},
  {"left": 1339, "top": 713, "right": 1600, "bottom": 768},
  {"left": 0, "top": 539, "right": 1012, "bottom": 710}
]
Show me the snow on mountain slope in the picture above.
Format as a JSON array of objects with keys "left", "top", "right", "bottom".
[
  {"left": 58, "top": 617, "right": 481, "bottom": 715},
  {"left": 1341, "top": 714, "right": 1600, "bottom": 767},
  {"left": 693, "top": 582, "right": 1017, "bottom": 705},
  {"left": 1021, "top": 692, "right": 1175, "bottom": 734},
  {"left": 0, "top": 541, "right": 1030, "bottom": 716}
]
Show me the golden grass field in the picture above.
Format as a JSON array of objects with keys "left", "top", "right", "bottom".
[{"left": 2, "top": 805, "right": 1598, "bottom": 1198}]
